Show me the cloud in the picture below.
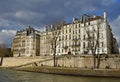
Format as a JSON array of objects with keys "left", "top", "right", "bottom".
[
  {"left": 110, "top": 15, "right": 120, "bottom": 47},
  {"left": 110, "top": 16, "right": 120, "bottom": 36},
  {"left": 102, "top": 0, "right": 116, "bottom": 6},
  {"left": 0, "top": 0, "right": 119, "bottom": 25},
  {"left": 0, "top": 0, "right": 120, "bottom": 47},
  {"left": 0, "top": 30, "right": 16, "bottom": 47}
]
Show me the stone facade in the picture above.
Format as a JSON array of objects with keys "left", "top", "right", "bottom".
[
  {"left": 40, "top": 11, "right": 119, "bottom": 55},
  {"left": 12, "top": 12, "right": 119, "bottom": 57},
  {"left": 12, "top": 26, "right": 40, "bottom": 57},
  {"left": 2, "top": 55, "right": 120, "bottom": 69}
]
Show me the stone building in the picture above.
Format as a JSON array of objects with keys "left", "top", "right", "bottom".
[
  {"left": 12, "top": 26, "right": 40, "bottom": 57},
  {"left": 41, "top": 11, "right": 119, "bottom": 55},
  {"left": 12, "top": 12, "right": 119, "bottom": 56},
  {"left": 40, "top": 31, "right": 52, "bottom": 56}
]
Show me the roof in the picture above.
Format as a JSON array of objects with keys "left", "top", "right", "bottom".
[{"left": 88, "top": 16, "right": 102, "bottom": 21}]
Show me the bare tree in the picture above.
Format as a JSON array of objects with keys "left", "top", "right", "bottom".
[
  {"left": 86, "top": 22, "right": 102, "bottom": 68},
  {"left": 0, "top": 43, "right": 7, "bottom": 66},
  {"left": 47, "top": 20, "right": 63, "bottom": 67}
]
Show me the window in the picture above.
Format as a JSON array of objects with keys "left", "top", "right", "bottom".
[
  {"left": 84, "top": 35, "right": 85, "bottom": 40},
  {"left": 62, "top": 36, "right": 64, "bottom": 40},
  {"left": 76, "top": 30, "right": 77, "bottom": 34},
  {"left": 73, "top": 30, "right": 74, "bottom": 34},
  {"left": 79, "top": 35, "right": 80, "bottom": 39},
  {"left": 101, "top": 33, "right": 103, "bottom": 38},
  {"left": 69, "top": 35, "right": 71, "bottom": 39},
  {"left": 83, "top": 42, "right": 85, "bottom": 48},
  {"left": 62, "top": 30, "right": 64, "bottom": 34},
  {"left": 66, "top": 29, "right": 67, "bottom": 33},
  {"left": 62, "top": 42, "right": 64, "bottom": 47},
  {"left": 79, "top": 29, "right": 80, "bottom": 33},
  {"left": 101, "top": 42, "right": 104, "bottom": 47},
  {"left": 66, "top": 35, "right": 67, "bottom": 40},
  {"left": 73, "top": 36, "right": 74, "bottom": 39},
  {"left": 62, "top": 49, "right": 63, "bottom": 52},
  {"left": 58, "top": 49, "right": 60, "bottom": 53},
  {"left": 78, "top": 42, "right": 80, "bottom": 46},
  {"left": 75, "top": 25, "right": 77, "bottom": 28},
  {"left": 69, "top": 29, "right": 71, "bottom": 33},
  {"left": 59, "top": 36, "right": 61, "bottom": 41}
]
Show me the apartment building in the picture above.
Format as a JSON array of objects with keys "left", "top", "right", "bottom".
[
  {"left": 12, "top": 26, "right": 40, "bottom": 57},
  {"left": 12, "top": 12, "right": 119, "bottom": 56},
  {"left": 40, "top": 11, "right": 119, "bottom": 55}
]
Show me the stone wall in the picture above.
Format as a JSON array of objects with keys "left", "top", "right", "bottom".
[
  {"left": 38, "top": 55, "right": 120, "bottom": 69},
  {"left": 1, "top": 55, "right": 120, "bottom": 69},
  {"left": 1, "top": 56, "right": 52, "bottom": 67}
]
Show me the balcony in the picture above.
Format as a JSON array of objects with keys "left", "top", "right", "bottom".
[
  {"left": 72, "top": 38, "right": 80, "bottom": 41},
  {"left": 71, "top": 44, "right": 80, "bottom": 47}
]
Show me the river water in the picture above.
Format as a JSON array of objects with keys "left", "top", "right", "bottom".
[{"left": 0, "top": 69, "right": 120, "bottom": 82}]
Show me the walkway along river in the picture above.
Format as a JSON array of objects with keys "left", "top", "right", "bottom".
[{"left": 0, "top": 68, "right": 120, "bottom": 82}]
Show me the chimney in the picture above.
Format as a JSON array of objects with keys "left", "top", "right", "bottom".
[
  {"left": 103, "top": 11, "right": 107, "bottom": 19},
  {"left": 73, "top": 17, "right": 75, "bottom": 22},
  {"left": 93, "top": 14, "right": 96, "bottom": 18}
]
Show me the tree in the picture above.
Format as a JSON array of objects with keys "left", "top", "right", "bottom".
[
  {"left": 47, "top": 20, "right": 63, "bottom": 67},
  {"left": 85, "top": 22, "right": 102, "bottom": 68},
  {"left": 9, "top": 51, "right": 13, "bottom": 57},
  {"left": 0, "top": 43, "right": 7, "bottom": 66}
]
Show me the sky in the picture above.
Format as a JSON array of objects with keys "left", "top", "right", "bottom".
[{"left": 0, "top": 0, "right": 120, "bottom": 47}]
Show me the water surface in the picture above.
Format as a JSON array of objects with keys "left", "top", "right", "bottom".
[{"left": 0, "top": 68, "right": 120, "bottom": 82}]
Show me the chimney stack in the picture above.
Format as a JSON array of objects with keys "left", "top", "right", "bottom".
[{"left": 103, "top": 11, "right": 107, "bottom": 19}]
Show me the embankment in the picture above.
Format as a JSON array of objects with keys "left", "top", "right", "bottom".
[
  {"left": 0, "top": 56, "right": 52, "bottom": 67},
  {"left": 14, "top": 66, "right": 120, "bottom": 77},
  {"left": 1, "top": 55, "right": 120, "bottom": 69}
]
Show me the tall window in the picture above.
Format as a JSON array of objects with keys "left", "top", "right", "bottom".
[
  {"left": 62, "top": 30, "right": 64, "bottom": 34},
  {"left": 84, "top": 35, "right": 85, "bottom": 40},
  {"left": 76, "top": 30, "right": 77, "bottom": 34},
  {"left": 69, "top": 35, "right": 71, "bottom": 39},
  {"left": 83, "top": 42, "right": 85, "bottom": 48},
  {"left": 66, "top": 35, "right": 67, "bottom": 40},
  {"left": 59, "top": 36, "right": 61, "bottom": 41},
  {"left": 79, "top": 29, "right": 80, "bottom": 33},
  {"left": 69, "top": 29, "right": 71, "bottom": 33},
  {"left": 101, "top": 42, "right": 104, "bottom": 47},
  {"left": 66, "top": 29, "right": 67, "bottom": 33},
  {"left": 73, "top": 30, "right": 74, "bottom": 34},
  {"left": 79, "top": 35, "right": 80, "bottom": 39},
  {"left": 62, "top": 36, "right": 64, "bottom": 40},
  {"left": 73, "top": 36, "right": 74, "bottom": 39}
]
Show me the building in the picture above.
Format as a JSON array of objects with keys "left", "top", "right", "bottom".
[
  {"left": 40, "top": 31, "right": 52, "bottom": 56},
  {"left": 42, "top": 11, "right": 119, "bottom": 55},
  {"left": 12, "top": 26, "right": 40, "bottom": 57},
  {"left": 112, "top": 37, "right": 119, "bottom": 54},
  {"left": 12, "top": 12, "right": 119, "bottom": 57}
]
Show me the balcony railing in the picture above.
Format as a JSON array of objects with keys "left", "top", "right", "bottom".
[{"left": 71, "top": 44, "right": 80, "bottom": 47}]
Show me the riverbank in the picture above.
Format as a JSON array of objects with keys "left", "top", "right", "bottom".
[{"left": 11, "top": 66, "right": 120, "bottom": 78}]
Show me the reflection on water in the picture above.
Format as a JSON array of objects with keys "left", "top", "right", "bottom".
[{"left": 0, "top": 68, "right": 120, "bottom": 82}]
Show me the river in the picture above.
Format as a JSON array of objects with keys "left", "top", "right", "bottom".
[{"left": 0, "top": 68, "right": 120, "bottom": 82}]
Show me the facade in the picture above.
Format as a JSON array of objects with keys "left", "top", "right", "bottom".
[
  {"left": 112, "top": 37, "right": 119, "bottom": 54},
  {"left": 12, "top": 12, "right": 119, "bottom": 57},
  {"left": 40, "top": 31, "right": 52, "bottom": 56},
  {"left": 12, "top": 26, "right": 40, "bottom": 57}
]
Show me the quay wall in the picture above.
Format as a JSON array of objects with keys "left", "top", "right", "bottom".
[
  {"left": 1, "top": 56, "right": 52, "bottom": 67},
  {"left": 1, "top": 55, "right": 120, "bottom": 69},
  {"left": 38, "top": 55, "right": 120, "bottom": 69}
]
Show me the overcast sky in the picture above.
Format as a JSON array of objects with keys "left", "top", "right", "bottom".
[{"left": 0, "top": 0, "right": 120, "bottom": 47}]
